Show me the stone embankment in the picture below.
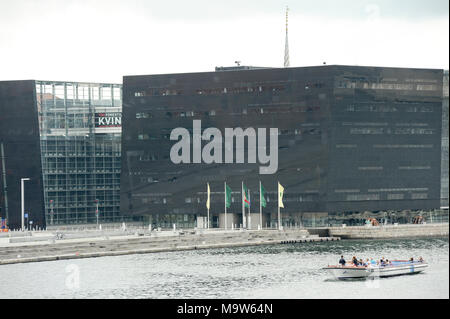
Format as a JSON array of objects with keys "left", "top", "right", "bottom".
[
  {"left": 0, "top": 229, "right": 339, "bottom": 265},
  {"left": 1, "top": 224, "right": 446, "bottom": 265},
  {"left": 310, "top": 223, "right": 449, "bottom": 239}
]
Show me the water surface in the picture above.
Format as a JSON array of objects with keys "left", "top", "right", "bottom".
[{"left": 0, "top": 237, "right": 448, "bottom": 299}]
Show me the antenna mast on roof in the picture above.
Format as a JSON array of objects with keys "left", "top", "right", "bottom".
[{"left": 284, "top": 6, "right": 290, "bottom": 68}]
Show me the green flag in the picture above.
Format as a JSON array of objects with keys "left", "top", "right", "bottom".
[
  {"left": 260, "top": 183, "right": 267, "bottom": 208},
  {"left": 225, "top": 184, "right": 232, "bottom": 208},
  {"left": 243, "top": 184, "right": 250, "bottom": 208}
]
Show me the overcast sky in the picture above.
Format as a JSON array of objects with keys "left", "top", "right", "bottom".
[{"left": 0, "top": 0, "right": 448, "bottom": 83}]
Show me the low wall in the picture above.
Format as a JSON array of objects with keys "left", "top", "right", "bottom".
[
  {"left": 306, "top": 228, "right": 330, "bottom": 237},
  {"left": 327, "top": 223, "right": 449, "bottom": 239}
]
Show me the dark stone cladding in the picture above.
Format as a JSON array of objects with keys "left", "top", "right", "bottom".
[
  {"left": 0, "top": 80, "right": 46, "bottom": 229},
  {"left": 121, "top": 65, "right": 443, "bottom": 218}
]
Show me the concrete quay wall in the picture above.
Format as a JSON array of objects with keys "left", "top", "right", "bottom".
[
  {"left": 2, "top": 224, "right": 446, "bottom": 265},
  {"left": 0, "top": 229, "right": 339, "bottom": 265},
  {"left": 326, "top": 223, "right": 449, "bottom": 239}
]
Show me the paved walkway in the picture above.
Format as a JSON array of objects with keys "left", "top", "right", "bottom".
[{"left": 0, "top": 228, "right": 336, "bottom": 265}]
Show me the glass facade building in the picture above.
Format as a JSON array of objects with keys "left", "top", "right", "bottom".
[
  {"left": 1, "top": 80, "right": 134, "bottom": 228},
  {"left": 36, "top": 81, "right": 126, "bottom": 225},
  {"left": 1, "top": 67, "right": 447, "bottom": 229}
]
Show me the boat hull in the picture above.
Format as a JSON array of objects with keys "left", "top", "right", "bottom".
[
  {"left": 325, "top": 267, "right": 370, "bottom": 280},
  {"left": 368, "top": 263, "right": 428, "bottom": 278},
  {"left": 324, "top": 262, "right": 428, "bottom": 280}
]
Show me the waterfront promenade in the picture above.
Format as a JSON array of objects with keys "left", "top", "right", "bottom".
[
  {"left": 0, "top": 223, "right": 447, "bottom": 265},
  {"left": 0, "top": 228, "right": 338, "bottom": 265}
]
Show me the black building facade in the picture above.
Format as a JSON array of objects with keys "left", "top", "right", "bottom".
[
  {"left": 0, "top": 81, "right": 45, "bottom": 229},
  {"left": 441, "top": 70, "right": 449, "bottom": 209},
  {"left": 1, "top": 66, "right": 444, "bottom": 230},
  {"left": 121, "top": 65, "right": 443, "bottom": 228},
  {"left": 328, "top": 66, "right": 442, "bottom": 213}
]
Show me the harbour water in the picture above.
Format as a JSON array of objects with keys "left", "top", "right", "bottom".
[{"left": 0, "top": 237, "right": 448, "bottom": 299}]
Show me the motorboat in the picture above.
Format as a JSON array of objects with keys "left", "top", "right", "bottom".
[{"left": 323, "top": 260, "right": 428, "bottom": 280}]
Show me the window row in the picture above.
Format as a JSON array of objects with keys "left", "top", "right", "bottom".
[
  {"left": 136, "top": 127, "right": 322, "bottom": 141},
  {"left": 134, "top": 83, "right": 291, "bottom": 97},
  {"left": 45, "top": 186, "right": 120, "bottom": 191},
  {"left": 135, "top": 105, "right": 321, "bottom": 119},
  {"left": 345, "top": 193, "right": 429, "bottom": 201},
  {"left": 373, "top": 144, "right": 434, "bottom": 149},
  {"left": 141, "top": 194, "right": 320, "bottom": 205},
  {"left": 345, "top": 104, "right": 434, "bottom": 113},
  {"left": 350, "top": 128, "right": 435, "bottom": 135},
  {"left": 343, "top": 122, "right": 433, "bottom": 128},
  {"left": 37, "top": 83, "right": 121, "bottom": 101},
  {"left": 336, "top": 80, "right": 439, "bottom": 91}
]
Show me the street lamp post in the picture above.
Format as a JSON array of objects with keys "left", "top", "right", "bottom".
[
  {"left": 21, "top": 178, "right": 30, "bottom": 231},
  {"left": 50, "top": 200, "right": 54, "bottom": 225},
  {"left": 95, "top": 199, "right": 99, "bottom": 228}
]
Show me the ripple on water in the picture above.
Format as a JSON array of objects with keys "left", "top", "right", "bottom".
[{"left": 0, "top": 237, "right": 447, "bottom": 299}]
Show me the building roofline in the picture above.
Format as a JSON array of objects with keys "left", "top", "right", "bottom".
[
  {"left": 35, "top": 80, "right": 122, "bottom": 86},
  {"left": 123, "top": 64, "right": 445, "bottom": 79},
  {"left": 0, "top": 79, "right": 121, "bottom": 86}
]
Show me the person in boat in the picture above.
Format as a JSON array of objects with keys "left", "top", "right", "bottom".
[
  {"left": 410, "top": 257, "right": 414, "bottom": 263},
  {"left": 371, "top": 218, "right": 380, "bottom": 226},
  {"left": 359, "top": 259, "right": 365, "bottom": 266},
  {"left": 352, "top": 256, "right": 359, "bottom": 266},
  {"left": 339, "top": 256, "right": 346, "bottom": 267},
  {"left": 370, "top": 258, "right": 376, "bottom": 265},
  {"left": 419, "top": 257, "right": 424, "bottom": 263}
]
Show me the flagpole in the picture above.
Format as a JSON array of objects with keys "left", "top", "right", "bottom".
[
  {"left": 278, "top": 182, "right": 281, "bottom": 231},
  {"left": 248, "top": 189, "right": 251, "bottom": 229},
  {"left": 224, "top": 181, "right": 227, "bottom": 230},
  {"left": 278, "top": 202, "right": 281, "bottom": 230},
  {"left": 207, "top": 183, "right": 210, "bottom": 229},
  {"left": 242, "top": 181, "right": 245, "bottom": 229},
  {"left": 259, "top": 181, "right": 262, "bottom": 230}
]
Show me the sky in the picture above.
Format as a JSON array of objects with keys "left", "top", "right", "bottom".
[{"left": 0, "top": 0, "right": 448, "bottom": 83}]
